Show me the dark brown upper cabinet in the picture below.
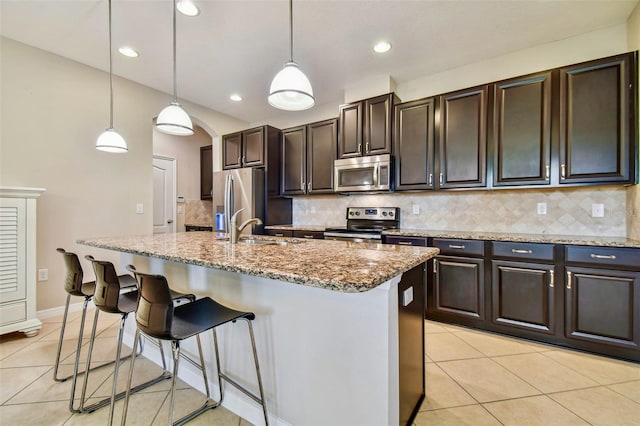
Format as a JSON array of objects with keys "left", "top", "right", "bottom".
[
  {"left": 492, "top": 71, "right": 552, "bottom": 187},
  {"left": 338, "top": 93, "right": 398, "bottom": 159},
  {"left": 394, "top": 98, "right": 435, "bottom": 190},
  {"left": 223, "top": 125, "right": 279, "bottom": 170},
  {"left": 438, "top": 86, "right": 488, "bottom": 189},
  {"left": 200, "top": 145, "right": 213, "bottom": 200},
  {"left": 559, "top": 52, "right": 637, "bottom": 184},
  {"left": 281, "top": 118, "right": 337, "bottom": 195}
]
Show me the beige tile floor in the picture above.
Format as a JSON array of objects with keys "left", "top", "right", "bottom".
[{"left": 1, "top": 310, "right": 638, "bottom": 425}]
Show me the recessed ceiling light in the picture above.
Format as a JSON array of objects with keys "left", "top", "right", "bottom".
[
  {"left": 177, "top": 0, "right": 199, "bottom": 17},
  {"left": 373, "top": 41, "right": 392, "bottom": 53},
  {"left": 230, "top": 94, "right": 242, "bottom": 102},
  {"left": 118, "top": 46, "right": 139, "bottom": 58}
]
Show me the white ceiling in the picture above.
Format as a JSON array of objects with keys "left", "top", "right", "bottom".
[{"left": 1, "top": 0, "right": 637, "bottom": 124}]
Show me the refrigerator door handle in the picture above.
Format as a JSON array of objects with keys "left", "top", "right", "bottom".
[{"left": 224, "top": 174, "right": 234, "bottom": 233}]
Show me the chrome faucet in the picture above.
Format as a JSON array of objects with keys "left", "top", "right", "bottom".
[{"left": 230, "top": 208, "right": 263, "bottom": 244}]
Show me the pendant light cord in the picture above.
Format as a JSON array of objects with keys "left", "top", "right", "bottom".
[
  {"left": 108, "top": 0, "right": 114, "bottom": 128},
  {"left": 289, "top": 0, "right": 293, "bottom": 62},
  {"left": 172, "top": 0, "right": 178, "bottom": 102}
]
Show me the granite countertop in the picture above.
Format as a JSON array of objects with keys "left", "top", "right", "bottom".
[
  {"left": 264, "top": 225, "right": 328, "bottom": 232},
  {"left": 383, "top": 229, "right": 640, "bottom": 249},
  {"left": 78, "top": 232, "right": 438, "bottom": 293}
]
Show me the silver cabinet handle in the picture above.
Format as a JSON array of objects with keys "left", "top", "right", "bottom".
[
  {"left": 243, "top": 156, "right": 247, "bottom": 164},
  {"left": 561, "top": 164, "right": 566, "bottom": 179},
  {"left": 428, "top": 174, "right": 433, "bottom": 186},
  {"left": 449, "top": 244, "right": 465, "bottom": 249},
  {"left": 433, "top": 260, "right": 437, "bottom": 274},
  {"left": 398, "top": 241, "right": 413, "bottom": 246},
  {"left": 275, "top": 233, "right": 284, "bottom": 237},
  {"left": 545, "top": 165, "right": 550, "bottom": 181},
  {"left": 303, "top": 235, "right": 314, "bottom": 239},
  {"left": 308, "top": 181, "right": 312, "bottom": 191},
  {"left": 512, "top": 249, "right": 533, "bottom": 254},
  {"left": 439, "top": 172, "right": 444, "bottom": 185},
  {"left": 566, "top": 271, "right": 572, "bottom": 290},
  {"left": 357, "top": 143, "right": 362, "bottom": 153},
  {"left": 365, "top": 142, "right": 370, "bottom": 153},
  {"left": 301, "top": 181, "right": 305, "bottom": 191},
  {"left": 237, "top": 156, "right": 241, "bottom": 165},
  {"left": 549, "top": 270, "right": 554, "bottom": 288},
  {"left": 590, "top": 253, "right": 616, "bottom": 260}
]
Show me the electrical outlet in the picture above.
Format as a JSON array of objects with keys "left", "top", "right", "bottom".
[
  {"left": 536, "top": 202, "right": 547, "bottom": 215},
  {"left": 136, "top": 203, "right": 144, "bottom": 214},
  {"left": 592, "top": 203, "right": 604, "bottom": 218},
  {"left": 412, "top": 204, "right": 420, "bottom": 215},
  {"left": 38, "top": 269, "right": 48, "bottom": 281}
]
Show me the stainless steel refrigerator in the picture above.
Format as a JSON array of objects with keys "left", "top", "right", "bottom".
[{"left": 212, "top": 168, "right": 291, "bottom": 236}]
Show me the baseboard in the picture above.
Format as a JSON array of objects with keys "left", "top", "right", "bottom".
[{"left": 37, "top": 300, "right": 95, "bottom": 320}]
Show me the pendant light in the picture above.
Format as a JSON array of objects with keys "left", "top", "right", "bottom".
[
  {"left": 96, "top": 0, "right": 128, "bottom": 153},
  {"left": 268, "top": 0, "right": 314, "bottom": 111},
  {"left": 156, "top": 0, "right": 194, "bottom": 136}
]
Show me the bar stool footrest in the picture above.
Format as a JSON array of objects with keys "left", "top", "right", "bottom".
[{"left": 173, "top": 398, "right": 220, "bottom": 426}]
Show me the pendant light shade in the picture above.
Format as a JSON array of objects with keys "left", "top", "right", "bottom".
[
  {"left": 268, "top": 0, "right": 314, "bottom": 111},
  {"left": 96, "top": 0, "right": 127, "bottom": 153},
  {"left": 156, "top": 102, "right": 194, "bottom": 136},
  {"left": 268, "top": 61, "right": 314, "bottom": 111},
  {"left": 156, "top": 0, "right": 193, "bottom": 136},
  {"left": 96, "top": 128, "right": 128, "bottom": 153}
]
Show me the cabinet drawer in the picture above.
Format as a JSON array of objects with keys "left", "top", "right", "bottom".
[
  {"left": 384, "top": 236, "right": 427, "bottom": 246},
  {"left": 433, "top": 239, "right": 484, "bottom": 256},
  {"left": 566, "top": 245, "right": 640, "bottom": 269},
  {"left": 0, "top": 301, "right": 26, "bottom": 325},
  {"left": 264, "top": 229, "right": 293, "bottom": 237},
  {"left": 493, "top": 241, "right": 554, "bottom": 261},
  {"left": 293, "top": 230, "right": 324, "bottom": 239}
]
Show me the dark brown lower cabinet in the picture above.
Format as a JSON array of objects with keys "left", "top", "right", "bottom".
[
  {"left": 565, "top": 266, "right": 640, "bottom": 351},
  {"left": 264, "top": 229, "right": 293, "bottom": 237},
  {"left": 432, "top": 256, "right": 485, "bottom": 321},
  {"left": 292, "top": 230, "right": 324, "bottom": 239},
  {"left": 492, "top": 260, "right": 555, "bottom": 334}
]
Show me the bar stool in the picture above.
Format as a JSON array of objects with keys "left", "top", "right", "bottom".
[
  {"left": 77, "top": 257, "right": 196, "bottom": 425},
  {"left": 53, "top": 248, "right": 137, "bottom": 384},
  {"left": 121, "top": 266, "right": 269, "bottom": 426}
]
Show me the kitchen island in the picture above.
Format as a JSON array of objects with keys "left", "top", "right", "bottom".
[{"left": 78, "top": 232, "right": 439, "bottom": 426}]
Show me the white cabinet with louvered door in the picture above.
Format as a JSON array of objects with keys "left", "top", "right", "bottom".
[{"left": 0, "top": 187, "right": 44, "bottom": 337}]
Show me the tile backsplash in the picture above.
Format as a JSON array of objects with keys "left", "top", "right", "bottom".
[
  {"left": 185, "top": 200, "right": 213, "bottom": 226},
  {"left": 293, "top": 186, "right": 628, "bottom": 237}
]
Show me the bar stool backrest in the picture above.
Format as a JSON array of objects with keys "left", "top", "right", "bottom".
[
  {"left": 56, "top": 248, "right": 85, "bottom": 297},
  {"left": 131, "top": 269, "right": 175, "bottom": 340},
  {"left": 89, "top": 258, "right": 127, "bottom": 314}
]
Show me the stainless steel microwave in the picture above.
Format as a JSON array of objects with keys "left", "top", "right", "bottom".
[{"left": 334, "top": 154, "right": 392, "bottom": 192}]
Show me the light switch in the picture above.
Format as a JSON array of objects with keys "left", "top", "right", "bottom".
[
  {"left": 412, "top": 204, "right": 420, "bottom": 215},
  {"left": 592, "top": 203, "right": 604, "bottom": 218},
  {"left": 537, "top": 202, "right": 547, "bottom": 215},
  {"left": 136, "top": 203, "right": 144, "bottom": 214}
]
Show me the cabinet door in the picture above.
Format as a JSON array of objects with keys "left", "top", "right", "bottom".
[
  {"left": 559, "top": 53, "right": 635, "bottom": 184},
  {"left": 281, "top": 126, "right": 306, "bottom": 195},
  {"left": 0, "top": 197, "right": 26, "bottom": 305},
  {"left": 222, "top": 132, "right": 242, "bottom": 170},
  {"left": 492, "top": 260, "right": 555, "bottom": 334},
  {"left": 565, "top": 266, "right": 640, "bottom": 350},
  {"left": 438, "top": 86, "right": 488, "bottom": 189},
  {"left": 243, "top": 127, "right": 265, "bottom": 167},
  {"left": 364, "top": 94, "right": 393, "bottom": 155},
  {"left": 394, "top": 98, "right": 435, "bottom": 190},
  {"left": 307, "top": 118, "right": 337, "bottom": 193},
  {"left": 338, "top": 101, "right": 363, "bottom": 158},
  {"left": 493, "top": 72, "right": 552, "bottom": 186},
  {"left": 432, "top": 256, "right": 485, "bottom": 320},
  {"left": 200, "top": 145, "right": 213, "bottom": 200}
]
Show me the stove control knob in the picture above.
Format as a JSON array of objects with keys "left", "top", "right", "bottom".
[
  {"left": 382, "top": 211, "right": 387, "bottom": 216},
  {"left": 355, "top": 211, "right": 360, "bottom": 216},
  {"left": 349, "top": 211, "right": 354, "bottom": 216},
  {"left": 389, "top": 211, "right": 394, "bottom": 217}
]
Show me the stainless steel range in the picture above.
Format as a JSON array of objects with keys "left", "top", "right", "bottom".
[{"left": 324, "top": 207, "right": 400, "bottom": 242}]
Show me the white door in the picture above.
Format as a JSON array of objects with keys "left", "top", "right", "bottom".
[{"left": 153, "top": 156, "right": 176, "bottom": 234}]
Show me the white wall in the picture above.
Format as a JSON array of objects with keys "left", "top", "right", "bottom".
[{"left": 0, "top": 37, "right": 247, "bottom": 311}]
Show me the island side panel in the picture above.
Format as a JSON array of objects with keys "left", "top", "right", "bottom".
[{"left": 122, "top": 253, "right": 401, "bottom": 426}]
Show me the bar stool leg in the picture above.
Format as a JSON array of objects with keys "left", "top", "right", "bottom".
[
  {"left": 211, "top": 329, "right": 224, "bottom": 403},
  {"left": 169, "top": 340, "right": 181, "bottom": 426},
  {"left": 245, "top": 319, "right": 269, "bottom": 426},
  {"left": 68, "top": 296, "right": 93, "bottom": 413},
  {"left": 53, "top": 294, "right": 72, "bottom": 382},
  {"left": 121, "top": 328, "right": 140, "bottom": 426}
]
